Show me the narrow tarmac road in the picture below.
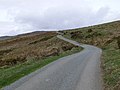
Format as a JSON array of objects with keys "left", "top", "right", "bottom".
[{"left": 3, "top": 35, "right": 102, "bottom": 90}]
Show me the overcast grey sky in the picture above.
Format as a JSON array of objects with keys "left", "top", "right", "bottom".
[{"left": 0, "top": 0, "right": 120, "bottom": 36}]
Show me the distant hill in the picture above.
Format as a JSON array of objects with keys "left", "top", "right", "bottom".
[
  {"left": 0, "top": 31, "right": 46, "bottom": 40},
  {"left": 0, "top": 36, "right": 13, "bottom": 40},
  {"left": 16, "top": 31, "right": 46, "bottom": 37}
]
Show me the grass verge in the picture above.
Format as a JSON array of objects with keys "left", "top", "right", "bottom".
[
  {"left": 102, "top": 48, "right": 120, "bottom": 90},
  {"left": 0, "top": 47, "right": 82, "bottom": 89}
]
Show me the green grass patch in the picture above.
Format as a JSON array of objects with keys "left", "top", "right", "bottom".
[
  {"left": 0, "top": 47, "right": 82, "bottom": 89},
  {"left": 102, "top": 49, "right": 120, "bottom": 90}
]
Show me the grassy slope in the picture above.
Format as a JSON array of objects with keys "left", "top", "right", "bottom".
[
  {"left": 0, "top": 31, "right": 82, "bottom": 88},
  {"left": 0, "top": 47, "right": 81, "bottom": 89},
  {"left": 62, "top": 21, "right": 120, "bottom": 90},
  {"left": 0, "top": 31, "right": 75, "bottom": 67}
]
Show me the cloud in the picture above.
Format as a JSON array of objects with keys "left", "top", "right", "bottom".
[
  {"left": 14, "top": 6, "right": 110, "bottom": 30},
  {"left": 0, "top": 0, "right": 119, "bottom": 36}
]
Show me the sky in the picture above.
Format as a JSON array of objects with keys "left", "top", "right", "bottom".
[{"left": 0, "top": 0, "right": 120, "bottom": 36}]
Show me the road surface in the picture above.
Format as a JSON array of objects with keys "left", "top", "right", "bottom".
[{"left": 3, "top": 35, "right": 102, "bottom": 90}]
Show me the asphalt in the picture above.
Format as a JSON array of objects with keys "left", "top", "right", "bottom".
[{"left": 3, "top": 35, "right": 103, "bottom": 90}]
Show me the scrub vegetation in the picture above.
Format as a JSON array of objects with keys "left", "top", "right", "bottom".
[{"left": 62, "top": 21, "right": 120, "bottom": 90}]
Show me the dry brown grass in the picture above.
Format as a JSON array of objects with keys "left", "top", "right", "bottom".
[
  {"left": 64, "top": 21, "right": 120, "bottom": 48},
  {"left": 0, "top": 31, "right": 75, "bottom": 67}
]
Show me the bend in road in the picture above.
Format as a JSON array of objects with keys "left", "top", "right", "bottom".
[{"left": 3, "top": 35, "right": 103, "bottom": 90}]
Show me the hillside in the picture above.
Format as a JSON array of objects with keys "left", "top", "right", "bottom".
[
  {"left": 0, "top": 31, "right": 75, "bottom": 67},
  {"left": 0, "top": 31, "right": 81, "bottom": 88},
  {"left": 61, "top": 21, "right": 120, "bottom": 90},
  {"left": 0, "top": 36, "right": 13, "bottom": 40}
]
